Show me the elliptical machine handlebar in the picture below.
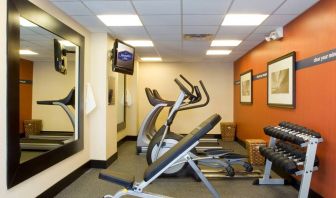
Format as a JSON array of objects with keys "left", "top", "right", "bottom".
[
  {"left": 178, "top": 80, "right": 210, "bottom": 111},
  {"left": 179, "top": 74, "right": 194, "bottom": 94},
  {"left": 174, "top": 78, "right": 196, "bottom": 101}
]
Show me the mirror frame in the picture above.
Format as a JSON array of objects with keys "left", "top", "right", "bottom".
[{"left": 7, "top": 0, "right": 84, "bottom": 188}]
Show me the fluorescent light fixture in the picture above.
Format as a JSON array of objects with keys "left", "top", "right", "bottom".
[
  {"left": 60, "top": 40, "right": 76, "bottom": 47},
  {"left": 20, "top": 50, "right": 38, "bottom": 55},
  {"left": 97, "top": 15, "right": 142, "bottom": 26},
  {"left": 222, "top": 14, "right": 269, "bottom": 26},
  {"left": 140, "top": 57, "right": 162, "bottom": 61},
  {"left": 206, "top": 50, "right": 232, "bottom": 55},
  {"left": 211, "top": 40, "right": 242, "bottom": 47},
  {"left": 125, "top": 40, "right": 154, "bottom": 47},
  {"left": 20, "top": 17, "right": 37, "bottom": 27}
]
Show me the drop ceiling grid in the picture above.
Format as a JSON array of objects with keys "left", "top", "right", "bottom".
[{"left": 48, "top": 0, "right": 320, "bottom": 62}]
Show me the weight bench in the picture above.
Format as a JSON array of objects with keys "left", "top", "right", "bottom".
[{"left": 99, "top": 114, "right": 222, "bottom": 198}]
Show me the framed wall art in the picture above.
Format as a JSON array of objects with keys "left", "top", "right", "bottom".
[
  {"left": 267, "top": 51, "right": 296, "bottom": 108},
  {"left": 240, "top": 70, "right": 253, "bottom": 104}
]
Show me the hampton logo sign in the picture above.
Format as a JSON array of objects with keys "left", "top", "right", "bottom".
[{"left": 118, "top": 51, "right": 133, "bottom": 61}]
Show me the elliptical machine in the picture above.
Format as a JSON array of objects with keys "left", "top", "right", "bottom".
[
  {"left": 146, "top": 77, "right": 258, "bottom": 177},
  {"left": 136, "top": 75, "right": 223, "bottom": 154}
]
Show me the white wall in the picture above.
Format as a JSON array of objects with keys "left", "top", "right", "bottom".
[
  {"left": 0, "top": 0, "right": 92, "bottom": 197},
  {"left": 138, "top": 62, "right": 234, "bottom": 134},
  {"left": 32, "top": 60, "right": 75, "bottom": 131},
  {"left": 118, "top": 61, "right": 139, "bottom": 140},
  {"left": 89, "top": 33, "right": 118, "bottom": 160}
]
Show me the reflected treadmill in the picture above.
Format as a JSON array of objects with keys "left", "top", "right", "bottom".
[{"left": 20, "top": 88, "right": 75, "bottom": 151}]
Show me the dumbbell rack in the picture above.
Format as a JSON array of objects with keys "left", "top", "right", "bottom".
[{"left": 256, "top": 122, "right": 323, "bottom": 198}]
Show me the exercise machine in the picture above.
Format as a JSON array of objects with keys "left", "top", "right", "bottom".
[
  {"left": 146, "top": 78, "right": 260, "bottom": 178},
  {"left": 20, "top": 88, "right": 75, "bottom": 151},
  {"left": 99, "top": 114, "right": 222, "bottom": 198},
  {"left": 136, "top": 88, "right": 175, "bottom": 154},
  {"left": 136, "top": 75, "right": 223, "bottom": 154},
  {"left": 255, "top": 122, "right": 323, "bottom": 198}
]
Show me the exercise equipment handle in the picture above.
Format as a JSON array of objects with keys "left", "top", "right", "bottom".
[
  {"left": 174, "top": 78, "right": 193, "bottom": 97},
  {"left": 179, "top": 74, "right": 194, "bottom": 94},
  {"left": 178, "top": 80, "right": 210, "bottom": 111}
]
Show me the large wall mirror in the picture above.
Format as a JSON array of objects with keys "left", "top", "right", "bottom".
[
  {"left": 117, "top": 74, "right": 126, "bottom": 131},
  {"left": 7, "top": 0, "right": 84, "bottom": 188}
]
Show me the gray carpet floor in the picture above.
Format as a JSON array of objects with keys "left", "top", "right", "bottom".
[{"left": 56, "top": 141, "right": 298, "bottom": 198}]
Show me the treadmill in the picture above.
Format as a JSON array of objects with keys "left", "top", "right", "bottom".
[{"left": 20, "top": 88, "right": 75, "bottom": 151}]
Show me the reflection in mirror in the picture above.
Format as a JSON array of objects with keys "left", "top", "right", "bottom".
[
  {"left": 19, "top": 17, "right": 79, "bottom": 163},
  {"left": 117, "top": 74, "right": 126, "bottom": 131}
]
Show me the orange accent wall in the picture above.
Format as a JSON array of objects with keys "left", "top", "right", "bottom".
[
  {"left": 19, "top": 59, "right": 33, "bottom": 134},
  {"left": 234, "top": 0, "right": 336, "bottom": 197}
]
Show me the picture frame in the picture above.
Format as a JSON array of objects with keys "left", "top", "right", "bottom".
[
  {"left": 267, "top": 51, "right": 296, "bottom": 108},
  {"left": 240, "top": 70, "right": 253, "bottom": 104}
]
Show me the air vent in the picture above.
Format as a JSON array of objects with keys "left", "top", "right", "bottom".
[{"left": 183, "top": 34, "right": 214, "bottom": 41}]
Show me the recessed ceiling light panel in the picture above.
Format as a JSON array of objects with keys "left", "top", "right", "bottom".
[
  {"left": 59, "top": 40, "right": 76, "bottom": 47},
  {"left": 206, "top": 50, "right": 232, "bottom": 55},
  {"left": 211, "top": 40, "right": 242, "bottom": 46},
  {"left": 124, "top": 40, "right": 153, "bottom": 47},
  {"left": 97, "top": 15, "right": 142, "bottom": 26},
  {"left": 140, "top": 57, "right": 162, "bottom": 61},
  {"left": 222, "top": 14, "right": 269, "bottom": 26},
  {"left": 20, "top": 49, "right": 38, "bottom": 55},
  {"left": 20, "top": 17, "right": 37, "bottom": 27}
]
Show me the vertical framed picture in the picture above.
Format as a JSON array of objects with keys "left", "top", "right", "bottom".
[
  {"left": 240, "top": 70, "right": 253, "bottom": 104},
  {"left": 267, "top": 51, "right": 296, "bottom": 108}
]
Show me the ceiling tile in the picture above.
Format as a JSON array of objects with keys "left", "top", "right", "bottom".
[
  {"left": 20, "top": 27, "right": 37, "bottom": 35},
  {"left": 229, "top": 0, "right": 285, "bottom": 14},
  {"left": 183, "top": 41, "right": 210, "bottom": 52},
  {"left": 245, "top": 33, "right": 266, "bottom": 42},
  {"left": 51, "top": 1, "right": 92, "bottom": 15},
  {"left": 275, "top": 0, "right": 319, "bottom": 14},
  {"left": 218, "top": 26, "right": 256, "bottom": 35},
  {"left": 82, "top": 1, "right": 135, "bottom": 15},
  {"left": 215, "top": 33, "right": 248, "bottom": 40},
  {"left": 154, "top": 41, "right": 181, "bottom": 49},
  {"left": 183, "top": 0, "right": 231, "bottom": 14},
  {"left": 133, "top": 0, "right": 180, "bottom": 15},
  {"left": 146, "top": 26, "right": 181, "bottom": 35},
  {"left": 86, "top": 26, "right": 109, "bottom": 33},
  {"left": 109, "top": 27, "right": 149, "bottom": 39},
  {"left": 140, "top": 15, "right": 181, "bottom": 26},
  {"left": 262, "top": 15, "right": 297, "bottom": 26},
  {"left": 72, "top": 15, "right": 105, "bottom": 27},
  {"left": 50, "top": 0, "right": 80, "bottom": 1},
  {"left": 235, "top": 40, "right": 261, "bottom": 51},
  {"left": 136, "top": 47, "right": 158, "bottom": 54},
  {"left": 151, "top": 34, "right": 182, "bottom": 41},
  {"left": 183, "top": 26, "right": 218, "bottom": 34},
  {"left": 183, "top": 15, "right": 223, "bottom": 26},
  {"left": 109, "top": 26, "right": 147, "bottom": 35},
  {"left": 246, "top": 33, "right": 266, "bottom": 40},
  {"left": 254, "top": 25, "right": 279, "bottom": 33}
]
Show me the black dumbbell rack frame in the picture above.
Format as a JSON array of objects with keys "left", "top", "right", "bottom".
[{"left": 257, "top": 124, "right": 323, "bottom": 198}]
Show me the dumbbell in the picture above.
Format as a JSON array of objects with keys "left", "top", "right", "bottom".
[
  {"left": 276, "top": 129, "right": 306, "bottom": 144},
  {"left": 276, "top": 142, "right": 305, "bottom": 161},
  {"left": 276, "top": 126, "right": 312, "bottom": 140},
  {"left": 279, "top": 121, "right": 321, "bottom": 138},
  {"left": 275, "top": 142, "right": 319, "bottom": 167},
  {"left": 259, "top": 147, "right": 299, "bottom": 173},
  {"left": 272, "top": 127, "right": 307, "bottom": 144},
  {"left": 261, "top": 143, "right": 303, "bottom": 164}
]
